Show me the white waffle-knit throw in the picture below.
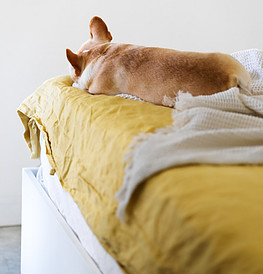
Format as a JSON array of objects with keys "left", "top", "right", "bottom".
[
  {"left": 116, "top": 93, "right": 144, "bottom": 101},
  {"left": 116, "top": 49, "right": 263, "bottom": 222}
]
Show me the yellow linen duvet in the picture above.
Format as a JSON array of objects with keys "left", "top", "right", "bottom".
[{"left": 18, "top": 76, "right": 263, "bottom": 274}]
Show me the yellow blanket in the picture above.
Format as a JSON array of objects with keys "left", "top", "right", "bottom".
[{"left": 18, "top": 76, "right": 263, "bottom": 273}]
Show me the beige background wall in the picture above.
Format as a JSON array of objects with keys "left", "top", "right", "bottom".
[{"left": 0, "top": 0, "right": 262, "bottom": 225}]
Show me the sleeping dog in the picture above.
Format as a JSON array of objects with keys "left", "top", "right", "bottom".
[{"left": 66, "top": 16, "right": 251, "bottom": 106}]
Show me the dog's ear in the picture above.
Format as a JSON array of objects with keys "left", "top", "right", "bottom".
[
  {"left": 66, "top": 49, "right": 83, "bottom": 77},
  {"left": 89, "top": 16, "right": 112, "bottom": 43}
]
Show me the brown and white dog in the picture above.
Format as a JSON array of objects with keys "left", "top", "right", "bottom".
[{"left": 66, "top": 16, "right": 251, "bottom": 106}]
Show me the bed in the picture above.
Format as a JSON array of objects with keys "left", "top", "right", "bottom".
[{"left": 18, "top": 49, "right": 263, "bottom": 274}]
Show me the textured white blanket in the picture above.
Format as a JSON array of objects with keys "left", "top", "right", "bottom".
[{"left": 116, "top": 49, "right": 263, "bottom": 222}]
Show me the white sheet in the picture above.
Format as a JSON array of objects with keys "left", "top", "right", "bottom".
[{"left": 37, "top": 135, "right": 123, "bottom": 274}]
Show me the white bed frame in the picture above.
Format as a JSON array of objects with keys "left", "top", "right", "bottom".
[{"left": 21, "top": 167, "right": 102, "bottom": 274}]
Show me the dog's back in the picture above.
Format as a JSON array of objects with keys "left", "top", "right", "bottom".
[{"left": 66, "top": 16, "right": 251, "bottom": 106}]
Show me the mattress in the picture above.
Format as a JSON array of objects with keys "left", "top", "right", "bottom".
[
  {"left": 36, "top": 134, "right": 122, "bottom": 274},
  {"left": 18, "top": 74, "right": 263, "bottom": 273}
]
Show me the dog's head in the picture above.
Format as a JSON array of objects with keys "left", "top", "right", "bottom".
[{"left": 66, "top": 16, "right": 112, "bottom": 81}]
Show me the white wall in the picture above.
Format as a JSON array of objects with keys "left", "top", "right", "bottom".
[{"left": 0, "top": 0, "right": 262, "bottom": 226}]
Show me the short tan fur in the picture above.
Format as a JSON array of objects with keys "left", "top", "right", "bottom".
[{"left": 66, "top": 16, "right": 251, "bottom": 106}]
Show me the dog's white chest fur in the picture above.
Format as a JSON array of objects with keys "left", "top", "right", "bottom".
[{"left": 78, "top": 63, "right": 94, "bottom": 90}]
